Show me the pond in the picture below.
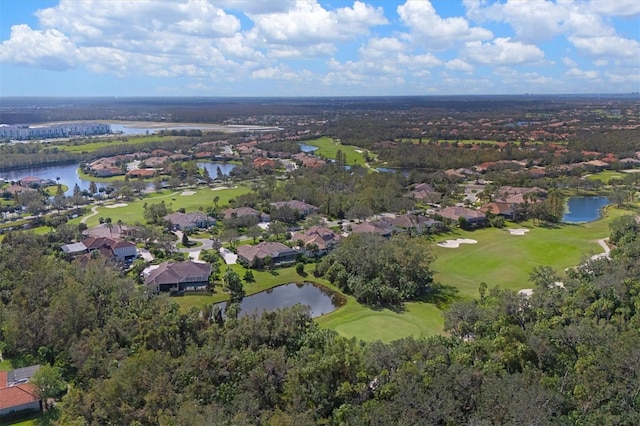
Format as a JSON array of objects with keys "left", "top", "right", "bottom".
[
  {"left": 375, "top": 167, "right": 411, "bottom": 177},
  {"left": 197, "top": 162, "right": 236, "bottom": 178},
  {"left": 0, "top": 163, "right": 108, "bottom": 195},
  {"left": 563, "top": 196, "right": 610, "bottom": 223},
  {"left": 299, "top": 142, "right": 319, "bottom": 153},
  {"left": 218, "top": 282, "right": 342, "bottom": 319}
]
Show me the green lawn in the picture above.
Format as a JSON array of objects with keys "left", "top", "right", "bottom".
[
  {"left": 43, "top": 184, "right": 69, "bottom": 196},
  {"left": 432, "top": 205, "right": 632, "bottom": 299},
  {"left": 51, "top": 134, "right": 179, "bottom": 154},
  {"left": 316, "top": 301, "right": 445, "bottom": 342},
  {"left": 158, "top": 203, "right": 638, "bottom": 343},
  {"left": 171, "top": 262, "right": 445, "bottom": 343},
  {"left": 304, "top": 137, "right": 368, "bottom": 166},
  {"left": 70, "top": 185, "right": 251, "bottom": 228},
  {"left": 585, "top": 170, "right": 626, "bottom": 183}
]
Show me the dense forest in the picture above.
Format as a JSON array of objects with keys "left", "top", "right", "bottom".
[{"left": 0, "top": 214, "right": 638, "bottom": 424}]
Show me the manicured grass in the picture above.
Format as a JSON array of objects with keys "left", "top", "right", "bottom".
[
  {"left": 585, "top": 170, "right": 626, "bottom": 183},
  {"left": 176, "top": 241, "right": 203, "bottom": 249},
  {"left": 316, "top": 301, "right": 445, "bottom": 342},
  {"left": 172, "top": 261, "right": 446, "bottom": 343},
  {"left": 51, "top": 134, "right": 179, "bottom": 154},
  {"left": 304, "top": 137, "right": 368, "bottom": 166},
  {"left": 71, "top": 185, "right": 251, "bottom": 228},
  {"left": 43, "top": 184, "right": 69, "bottom": 196},
  {"left": 431, "top": 204, "right": 634, "bottom": 299}
]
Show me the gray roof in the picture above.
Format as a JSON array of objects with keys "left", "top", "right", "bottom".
[
  {"left": 61, "top": 242, "right": 87, "bottom": 254},
  {"left": 145, "top": 261, "right": 212, "bottom": 286},
  {"left": 7, "top": 365, "right": 40, "bottom": 384}
]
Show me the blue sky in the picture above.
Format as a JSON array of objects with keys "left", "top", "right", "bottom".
[{"left": 1, "top": 0, "right": 638, "bottom": 96}]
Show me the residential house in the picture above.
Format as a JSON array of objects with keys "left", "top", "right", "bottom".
[
  {"left": 3, "top": 185, "right": 36, "bottom": 195},
  {"left": 253, "top": 157, "right": 278, "bottom": 169},
  {"left": 127, "top": 169, "right": 155, "bottom": 178},
  {"left": 62, "top": 236, "right": 137, "bottom": 263},
  {"left": 82, "top": 222, "right": 136, "bottom": 239},
  {"left": 437, "top": 206, "right": 487, "bottom": 228},
  {"left": 236, "top": 241, "right": 298, "bottom": 268},
  {"left": 270, "top": 200, "right": 319, "bottom": 217},
  {"left": 382, "top": 213, "right": 442, "bottom": 233},
  {"left": 585, "top": 159, "right": 611, "bottom": 170},
  {"left": 408, "top": 183, "right": 441, "bottom": 203},
  {"left": 164, "top": 212, "right": 216, "bottom": 231},
  {"left": 145, "top": 261, "right": 212, "bottom": 293},
  {"left": 18, "top": 176, "right": 47, "bottom": 188},
  {"left": 0, "top": 365, "right": 41, "bottom": 419},
  {"left": 348, "top": 220, "right": 393, "bottom": 237},
  {"left": 291, "top": 226, "right": 341, "bottom": 256},
  {"left": 223, "top": 206, "right": 268, "bottom": 222},
  {"left": 486, "top": 186, "right": 547, "bottom": 219}
]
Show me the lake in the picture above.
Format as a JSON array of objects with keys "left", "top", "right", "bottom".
[
  {"left": 197, "top": 162, "right": 236, "bottom": 178},
  {"left": 110, "top": 123, "right": 213, "bottom": 135},
  {"left": 219, "top": 282, "right": 342, "bottom": 318},
  {"left": 299, "top": 142, "right": 319, "bottom": 153},
  {"left": 0, "top": 163, "right": 108, "bottom": 195},
  {"left": 563, "top": 196, "right": 610, "bottom": 223}
]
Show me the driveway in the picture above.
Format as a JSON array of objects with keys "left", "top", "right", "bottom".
[{"left": 219, "top": 247, "right": 237, "bottom": 264}]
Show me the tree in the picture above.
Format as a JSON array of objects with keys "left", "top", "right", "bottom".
[
  {"left": 247, "top": 225, "right": 262, "bottom": 243},
  {"left": 223, "top": 268, "right": 244, "bottom": 301},
  {"left": 30, "top": 364, "right": 66, "bottom": 409},
  {"left": 89, "top": 180, "right": 98, "bottom": 195},
  {"left": 181, "top": 232, "right": 189, "bottom": 247},
  {"left": 213, "top": 195, "right": 220, "bottom": 208}
]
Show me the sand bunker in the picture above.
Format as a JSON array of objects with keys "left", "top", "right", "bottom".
[
  {"left": 508, "top": 228, "right": 530, "bottom": 236},
  {"left": 105, "top": 203, "right": 128, "bottom": 208},
  {"left": 211, "top": 186, "right": 232, "bottom": 191},
  {"left": 437, "top": 238, "right": 478, "bottom": 248},
  {"left": 181, "top": 190, "right": 196, "bottom": 196}
]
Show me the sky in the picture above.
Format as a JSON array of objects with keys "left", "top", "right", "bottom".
[{"left": 0, "top": 0, "right": 638, "bottom": 97}]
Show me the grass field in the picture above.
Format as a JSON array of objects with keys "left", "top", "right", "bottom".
[
  {"left": 51, "top": 134, "right": 179, "bottom": 154},
  {"left": 304, "top": 137, "right": 368, "bottom": 166},
  {"left": 316, "top": 301, "right": 445, "bottom": 342},
  {"left": 171, "top": 262, "right": 446, "bottom": 343},
  {"left": 70, "top": 185, "right": 251, "bottom": 228},
  {"left": 432, "top": 204, "right": 634, "bottom": 299},
  {"left": 43, "top": 184, "right": 69, "bottom": 196},
  {"left": 585, "top": 170, "right": 626, "bottom": 183}
]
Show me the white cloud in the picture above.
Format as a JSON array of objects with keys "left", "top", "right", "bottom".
[
  {"left": 0, "top": 24, "right": 79, "bottom": 70},
  {"left": 565, "top": 68, "right": 599, "bottom": 79},
  {"left": 252, "top": 65, "right": 310, "bottom": 80},
  {"left": 464, "top": 0, "right": 564, "bottom": 43},
  {"left": 214, "top": 0, "right": 298, "bottom": 15},
  {"left": 445, "top": 59, "right": 475, "bottom": 72},
  {"left": 248, "top": 1, "right": 387, "bottom": 45},
  {"left": 462, "top": 38, "right": 545, "bottom": 65},
  {"left": 398, "top": 0, "right": 492, "bottom": 49},
  {"left": 568, "top": 35, "right": 640, "bottom": 62},
  {"left": 561, "top": 56, "right": 577, "bottom": 67},
  {"left": 605, "top": 71, "right": 640, "bottom": 84},
  {"left": 586, "top": 0, "right": 640, "bottom": 17}
]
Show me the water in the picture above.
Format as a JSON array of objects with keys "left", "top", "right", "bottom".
[
  {"left": 563, "top": 196, "right": 610, "bottom": 223},
  {"left": 219, "top": 282, "right": 341, "bottom": 318},
  {"left": 299, "top": 143, "right": 319, "bottom": 153},
  {"left": 0, "top": 163, "right": 108, "bottom": 195},
  {"left": 197, "top": 162, "right": 236, "bottom": 178},
  {"left": 110, "top": 123, "right": 211, "bottom": 135},
  {"left": 376, "top": 167, "right": 411, "bottom": 177}
]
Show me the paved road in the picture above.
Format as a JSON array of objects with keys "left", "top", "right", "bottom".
[{"left": 174, "top": 230, "right": 215, "bottom": 262}]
